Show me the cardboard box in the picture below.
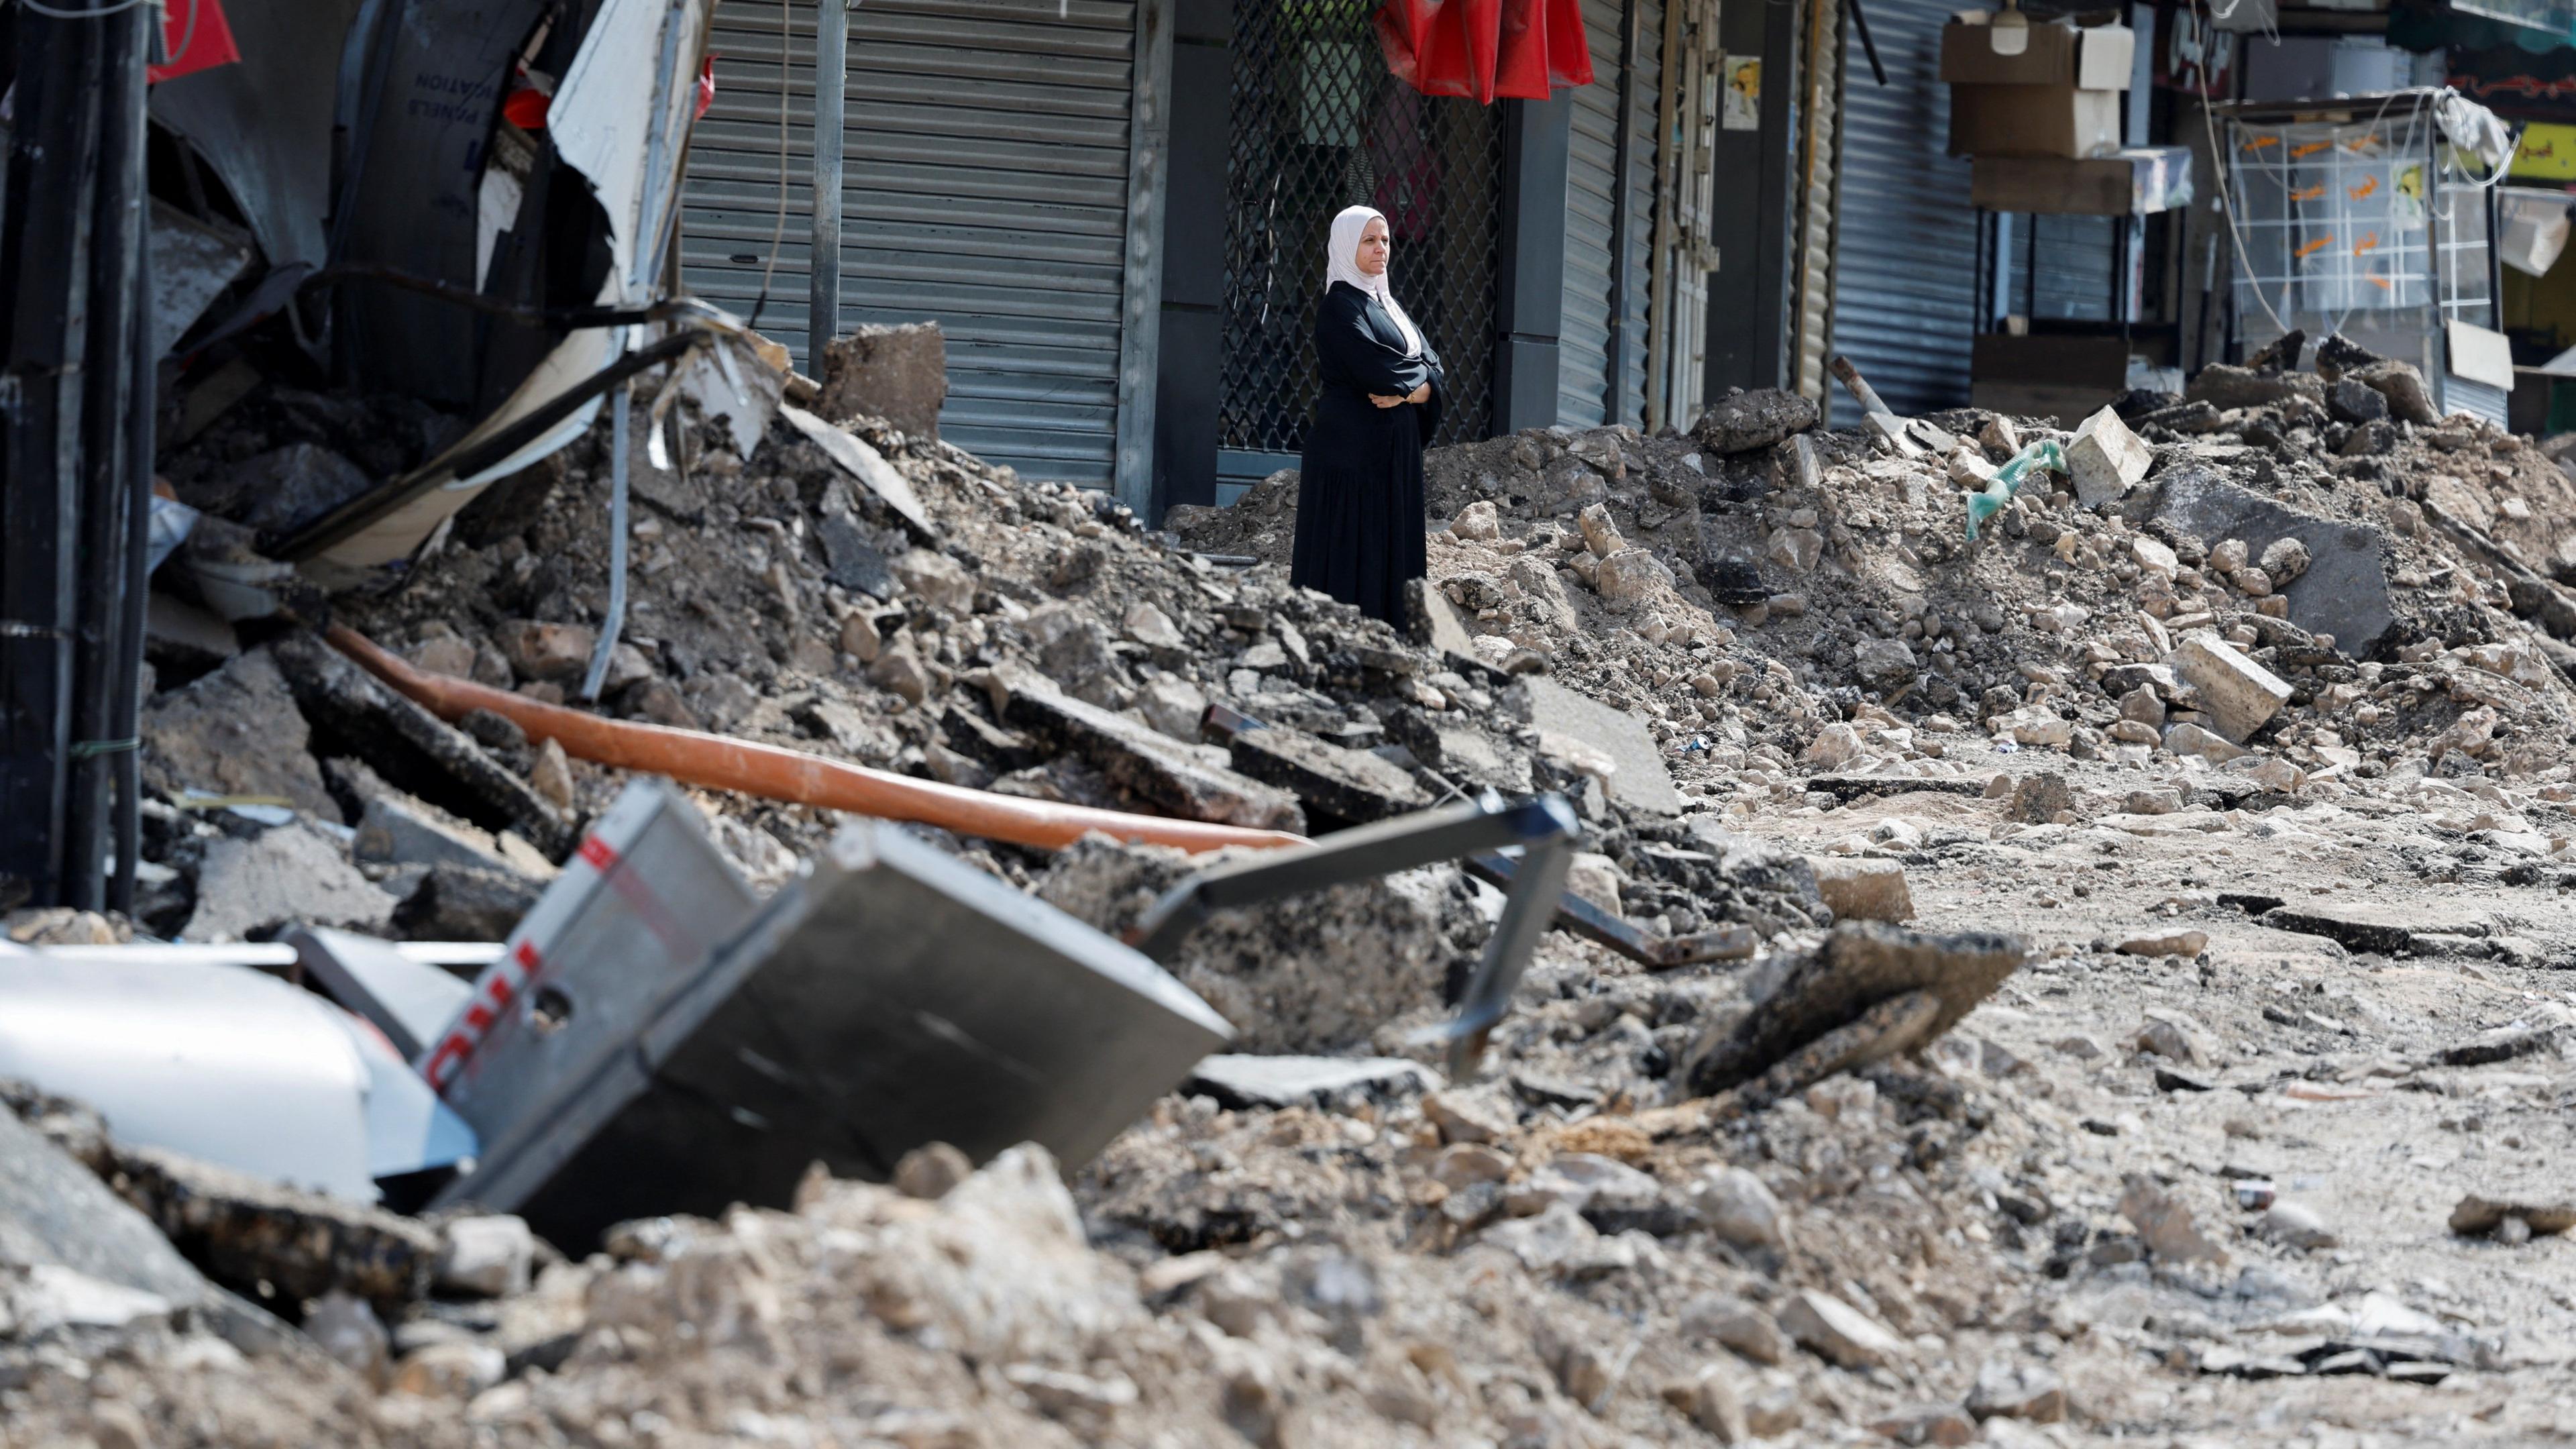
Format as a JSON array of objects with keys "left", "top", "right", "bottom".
[
  {"left": 1971, "top": 147, "right": 2194, "bottom": 215},
  {"left": 1939, "top": 16, "right": 2135, "bottom": 89},
  {"left": 1948, "top": 84, "right": 2124, "bottom": 159}
]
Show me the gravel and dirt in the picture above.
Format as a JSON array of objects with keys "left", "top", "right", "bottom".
[{"left": 10, "top": 335, "right": 2576, "bottom": 1448}]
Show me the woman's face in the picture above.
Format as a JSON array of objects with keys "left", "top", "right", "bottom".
[{"left": 1354, "top": 217, "right": 1391, "bottom": 277}]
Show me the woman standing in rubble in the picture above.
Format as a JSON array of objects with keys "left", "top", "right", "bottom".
[{"left": 1289, "top": 205, "right": 1444, "bottom": 626}]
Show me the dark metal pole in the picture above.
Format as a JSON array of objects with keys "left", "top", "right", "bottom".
[
  {"left": 810, "top": 0, "right": 851, "bottom": 367},
  {"left": 112, "top": 5, "right": 162, "bottom": 915},
  {"left": 1604, "top": 0, "right": 1642, "bottom": 423},
  {"left": 64, "top": 0, "right": 154, "bottom": 910},
  {"left": 0, "top": 11, "right": 109, "bottom": 904}
]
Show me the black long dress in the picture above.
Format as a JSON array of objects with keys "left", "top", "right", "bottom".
[{"left": 1289, "top": 280, "right": 1445, "bottom": 626}]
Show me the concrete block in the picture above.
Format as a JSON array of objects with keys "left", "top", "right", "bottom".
[
  {"left": 141, "top": 645, "right": 339, "bottom": 819},
  {"left": 997, "top": 664, "right": 1304, "bottom": 831},
  {"left": 818, "top": 321, "right": 947, "bottom": 443},
  {"left": 182, "top": 825, "right": 398, "bottom": 942},
  {"left": 2163, "top": 720, "right": 2249, "bottom": 763},
  {"left": 1226, "top": 722, "right": 1428, "bottom": 824},
  {"left": 433, "top": 1214, "right": 533, "bottom": 1298},
  {"left": 2065, "top": 406, "right": 2151, "bottom": 506},
  {"left": 355, "top": 793, "right": 531, "bottom": 879},
  {"left": 2169, "top": 633, "right": 2290, "bottom": 743},
  {"left": 1806, "top": 858, "right": 1914, "bottom": 922}
]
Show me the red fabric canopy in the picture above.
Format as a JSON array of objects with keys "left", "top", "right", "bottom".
[{"left": 1373, "top": 0, "right": 1595, "bottom": 105}]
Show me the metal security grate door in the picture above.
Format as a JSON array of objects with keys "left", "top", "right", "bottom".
[
  {"left": 680, "top": 0, "right": 1144, "bottom": 486},
  {"left": 1217, "top": 2, "right": 1507, "bottom": 457},
  {"left": 1561, "top": 0, "right": 1660, "bottom": 429},
  {"left": 1827, "top": 0, "right": 1976, "bottom": 418}
]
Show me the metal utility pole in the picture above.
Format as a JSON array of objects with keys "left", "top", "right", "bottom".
[
  {"left": 67, "top": 0, "right": 156, "bottom": 912},
  {"left": 810, "top": 0, "right": 853, "bottom": 366},
  {"left": 0, "top": 0, "right": 156, "bottom": 909}
]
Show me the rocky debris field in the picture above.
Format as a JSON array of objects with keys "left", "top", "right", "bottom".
[{"left": 10, "top": 331, "right": 2576, "bottom": 1446}]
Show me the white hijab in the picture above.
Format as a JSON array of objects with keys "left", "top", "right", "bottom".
[{"left": 1326, "top": 205, "right": 1424, "bottom": 358}]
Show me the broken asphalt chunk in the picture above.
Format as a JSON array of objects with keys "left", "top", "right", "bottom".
[
  {"left": 1507, "top": 676, "right": 1682, "bottom": 816},
  {"left": 2436, "top": 1024, "right": 2560, "bottom": 1067},
  {"left": 2148, "top": 470, "right": 2396, "bottom": 656},
  {"left": 1458, "top": 846, "right": 1755, "bottom": 969},
  {"left": 0, "top": 1097, "right": 219, "bottom": 1320},
  {"left": 1682, "top": 923, "right": 2026, "bottom": 1101},
  {"left": 110, "top": 1142, "right": 441, "bottom": 1306},
  {"left": 271, "top": 631, "right": 574, "bottom": 858},
  {"left": 2259, "top": 905, "right": 2416, "bottom": 957},
  {"left": 1224, "top": 719, "right": 1430, "bottom": 824},
  {"left": 991, "top": 664, "right": 1304, "bottom": 833},
  {"left": 2449, "top": 1192, "right": 2576, "bottom": 1238}
]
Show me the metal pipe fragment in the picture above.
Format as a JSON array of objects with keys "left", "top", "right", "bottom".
[{"left": 326, "top": 626, "right": 1305, "bottom": 856}]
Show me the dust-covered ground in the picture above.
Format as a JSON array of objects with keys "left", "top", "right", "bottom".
[{"left": 14, "top": 340, "right": 2576, "bottom": 1447}]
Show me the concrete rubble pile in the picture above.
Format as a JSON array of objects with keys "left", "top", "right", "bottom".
[{"left": 11, "top": 330, "right": 2576, "bottom": 1446}]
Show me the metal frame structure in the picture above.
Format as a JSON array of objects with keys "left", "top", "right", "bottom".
[
  {"left": 2219, "top": 91, "right": 2499, "bottom": 334},
  {"left": 2216, "top": 89, "right": 2508, "bottom": 421},
  {"left": 1216, "top": 0, "right": 1509, "bottom": 460},
  {"left": 1127, "top": 792, "right": 1579, "bottom": 1077}
]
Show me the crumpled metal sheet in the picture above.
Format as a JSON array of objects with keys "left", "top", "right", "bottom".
[
  {"left": 431, "top": 812, "right": 1232, "bottom": 1248},
  {"left": 147, "top": 0, "right": 362, "bottom": 272},
  {"left": 0, "top": 947, "right": 475, "bottom": 1201},
  {"left": 313, "top": 0, "right": 714, "bottom": 572},
  {"left": 335, "top": 0, "right": 552, "bottom": 405},
  {"left": 147, "top": 201, "right": 255, "bottom": 358}
]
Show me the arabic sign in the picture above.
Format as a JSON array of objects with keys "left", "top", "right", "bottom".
[
  {"left": 2514, "top": 122, "right": 2576, "bottom": 179},
  {"left": 2450, "top": 39, "right": 2576, "bottom": 123}
]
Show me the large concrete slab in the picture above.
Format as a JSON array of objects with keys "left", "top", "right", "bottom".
[
  {"left": 1511, "top": 677, "right": 1683, "bottom": 816},
  {"left": 2149, "top": 469, "right": 2396, "bottom": 655}
]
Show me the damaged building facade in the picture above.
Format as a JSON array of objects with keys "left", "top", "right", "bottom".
[
  {"left": 19, "top": 1, "right": 2576, "bottom": 1446},
  {"left": 676, "top": 0, "right": 1817, "bottom": 511}
]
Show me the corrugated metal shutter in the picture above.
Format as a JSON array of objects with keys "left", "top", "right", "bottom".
[
  {"left": 680, "top": 0, "right": 1138, "bottom": 487},
  {"left": 1827, "top": 0, "right": 1975, "bottom": 419},
  {"left": 1560, "top": 0, "right": 1659, "bottom": 429},
  {"left": 2010, "top": 213, "right": 2117, "bottom": 321}
]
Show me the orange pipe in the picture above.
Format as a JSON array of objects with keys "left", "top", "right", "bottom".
[{"left": 325, "top": 625, "right": 1307, "bottom": 855}]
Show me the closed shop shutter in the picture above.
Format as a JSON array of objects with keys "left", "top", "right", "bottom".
[
  {"left": 1560, "top": 0, "right": 1660, "bottom": 429},
  {"left": 2010, "top": 213, "right": 2118, "bottom": 322},
  {"left": 1827, "top": 0, "right": 1976, "bottom": 418},
  {"left": 680, "top": 0, "right": 1139, "bottom": 487}
]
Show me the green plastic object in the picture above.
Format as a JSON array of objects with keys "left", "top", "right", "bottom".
[{"left": 1964, "top": 439, "right": 2065, "bottom": 541}]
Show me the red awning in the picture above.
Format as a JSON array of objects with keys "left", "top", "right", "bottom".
[{"left": 1373, "top": 0, "right": 1595, "bottom": 105}]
